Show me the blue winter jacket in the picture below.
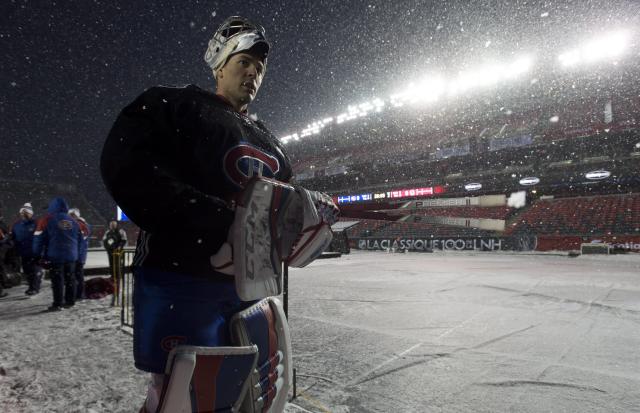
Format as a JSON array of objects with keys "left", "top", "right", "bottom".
[
  {"left": 33, "top": 197, "right": 82, "bottom": 264},
  {"left": 12, "top": 218, "right": 37, "bottom": 258}
]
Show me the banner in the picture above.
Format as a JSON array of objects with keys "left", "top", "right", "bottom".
[
  {"left": 434, "top": 144, "right": 470, "bottom": 159},
  {"left": 356, "top": 237, "right": 504, "bottom": 252},
  {"left": 403, "top": 215, "right": 506, "bottom": 231},
  {"left": 489, "top": 134, "right": 533, "bottom": 151},
  {"left": 325, "top": 164, "right": 348, "bottom": 176},
  {"left": 399, "top": 194, "right": 506, "bottom": 209}
]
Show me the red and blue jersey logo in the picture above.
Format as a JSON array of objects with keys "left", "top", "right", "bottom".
[{"left": 223, "top": 142, "right": 281, "bottom": 189}]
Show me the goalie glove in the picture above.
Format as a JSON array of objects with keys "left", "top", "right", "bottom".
[
  {"left": 210, "top": 178, "right": 340, "bottom": 300},
  {"left": 286, "top": 187, "right": 339, "bottom": 268},
  {"left": 306, "top": 189, "right": 340, "bottom": 226}
]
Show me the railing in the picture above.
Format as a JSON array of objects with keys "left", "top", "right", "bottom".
[{"left": 111, "top": 249, "right": 136, "bottom": 330}]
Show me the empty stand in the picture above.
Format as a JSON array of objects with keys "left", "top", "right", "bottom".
[{"left": 511, "top": 193, "right": 640, "bottom": 236}]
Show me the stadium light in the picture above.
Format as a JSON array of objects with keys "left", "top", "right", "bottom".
[
  {"left": 506, "top": 56, "right": 533, "bottom": 77},
  {"left": 282, "top": 54, "right": 533, "bottom": 142},
  {"left": 449, "top": 56, "right": 533, "bottom": 95},
  {"left": 558, "top": 30, "right": 631, "bottom": 67},
  {"left": 392, "top": 76, "right": 446, "bottom": 106},
  {"left": 336, "top": 98, "right": 385, "bottom": 124}
]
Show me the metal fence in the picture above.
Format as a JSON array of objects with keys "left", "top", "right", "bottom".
[{"left": 112, "top": 250, "right": 135, "bottom": 329}]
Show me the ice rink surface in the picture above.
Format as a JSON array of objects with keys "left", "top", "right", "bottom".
[
  {"left": 1, "top": 250, "right": 639, "bottom": 412},
  {"left": 287, "top": 251, "right": 640, "bottom": 413}
]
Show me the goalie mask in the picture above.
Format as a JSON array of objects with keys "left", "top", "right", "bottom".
[{"left": 204, "top": 16, "right": 270, "bottom": 79}]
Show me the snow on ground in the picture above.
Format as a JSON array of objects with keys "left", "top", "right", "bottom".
[
  {"left": 84, "top": 249, "right": 111, "bottom": 270},
  {"left": 0, "top": 291, "right": 146, "bottom": 412},
  {"left": 1, "top": 250, "right": 639, "bottom": 412}
]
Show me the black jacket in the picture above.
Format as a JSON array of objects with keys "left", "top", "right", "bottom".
[
  {"left": 100, "top": 85, "right": 292, "bottom": 277},
  {"left": 102, "top": 228, "right": 127, "bottom": 252}
]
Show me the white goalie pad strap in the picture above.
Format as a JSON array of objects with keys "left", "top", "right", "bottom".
[
  {"left": 210, "top": 242, "right": 234, "bottom": 275},
  {"left": 232, "top": 177, "right": 300, "bottom": 301},
  {"left": 230, "top": 297, "right": 293, "bottom": 413},
  {"left": 287, "top": 188, "right": 334, "bottom": 268},
  {"left": 157, "top": 345, "right": 258, "bottom": 413}
]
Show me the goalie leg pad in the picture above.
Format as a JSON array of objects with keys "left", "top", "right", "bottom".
[
  {"left": 230, "top": 297, "right": 293, "bottom": 413},
  {"left": 232, "top": 177, "right": 300, "bottom": 301},
  {"left": 155, "top": 345, "right": 258, "bottom": 413}
]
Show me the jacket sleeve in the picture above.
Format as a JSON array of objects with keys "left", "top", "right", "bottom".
[
  {"left": 101, "top": 231, "right": 109, "bottom": 250},
  {"left": 0, "top": 221, "right": 8, "bottom": 243},
  {"left": 119, "top": 229, "right": 127, "bottom": 248},
  {"left": 9, "top": 222, "right": 16, "bottom": 240},
  {"left": 100, "top": 87, "right": 234, "bottom": 235},
  {"left": 32, "top": 218, "right": 48, "bottom": 258},
  {"left": 77, "top": 225, "right": 83, "bottom": 261}
]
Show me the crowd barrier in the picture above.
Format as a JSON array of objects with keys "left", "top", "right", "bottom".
[{"left": 111, "top": 249, "right": 135, "bottom": 330}]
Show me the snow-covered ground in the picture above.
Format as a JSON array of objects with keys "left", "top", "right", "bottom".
[{"left": 1, "top": 250, "right": 639, "bottom": 412}]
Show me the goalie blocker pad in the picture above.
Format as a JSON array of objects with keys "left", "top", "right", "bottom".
[
  {"left": 230, "top": 297, "right": 293, "bottom": 413},
  {"left": 232, "top": 177, "right": 301, "bottom": 301},
  {"left": 233, "top": 177, "right": 334, "bottom": 301}
]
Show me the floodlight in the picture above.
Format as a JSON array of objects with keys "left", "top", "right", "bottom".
[
  {"left": 558, "top": 30, "right": 631, "bottom": 67},
  {"left": 506, "top": 56, "right": 533, "bottom": 77}
]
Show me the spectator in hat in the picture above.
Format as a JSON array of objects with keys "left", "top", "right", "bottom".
[
  {"left": 33, "top": 197, "right": 82, "bottom": 311},
  {"left": 69, "top": 208, "right": 90, "bottom": 300},
  {"left": 102, "top": 220, "right": 127, "bottom": 278},
  {"left": 11, "top": 203, "right": 43, "bottom": 295},
  {"left": 0, "top": 205, "right": 9, "bottom": 298}
]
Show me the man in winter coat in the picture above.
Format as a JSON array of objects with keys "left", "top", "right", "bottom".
[
  {"left": 69, "top": 208, "right": 90, "bottom": 300},
  {"left": 102, "top": 220, "right": 127, "bottom": 278},
  {"left": 0, "top": 209, "right": 9, "bottom": 298},
  {"left": 11, "top": 203, "right": 43, "bottom": 295},
  {"left": 33, "top": 197, "right": 83, "bottom": 311}
]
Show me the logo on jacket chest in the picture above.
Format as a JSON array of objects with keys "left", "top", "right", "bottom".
[
  {"left": 223, "top": 143, "right": 281, "bottom": 188},
  {"left": 58, "top": 220, "right": 73, "bottom": 231}
]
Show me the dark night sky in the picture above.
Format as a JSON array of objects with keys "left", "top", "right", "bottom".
[{"left": 1, "top": 0, "right": 638, "bottom": 218}]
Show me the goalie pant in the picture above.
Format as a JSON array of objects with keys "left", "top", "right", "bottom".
[
  {"left": 132, "top": 267, "right": 255, "bottom": 374},
  {"left": 134, "top": 267, "right": 293, "bottom": 413}
]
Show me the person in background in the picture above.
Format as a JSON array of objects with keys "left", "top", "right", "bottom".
[
  {"left": 11, "top": 203, "right": 43, "bottom": 295},
  {"left": 33, "top": 197, "right": 82, "bottom": 311},
  {"left": 0, "top": 205, "right": 9, "bottom": 298},
  {"left": 69, "top": 208, "right": 90, "bottom": 300},
  {"left": 102, "top": 220, "right": 127, "bottom": 278}
]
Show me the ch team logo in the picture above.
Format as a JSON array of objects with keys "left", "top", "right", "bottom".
[
  {"left": 223, "top": 143, "right": 281, "bottom": 188},
  {"left": 58, "top": 220, "right": 73, "bottom": 230},
  {"left": 161, "top": 335, "right": 187, "bottom": 352}
]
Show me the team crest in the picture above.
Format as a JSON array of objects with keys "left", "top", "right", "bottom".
[
  {"left": 58, "top": 220, "right": 73, "bottom": 230},
  {"left": 160, "top": 335, "right": 187, "bottom": 352},
  {"left": 223, "top": 142, "right": 281, "bottom": 188}
]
